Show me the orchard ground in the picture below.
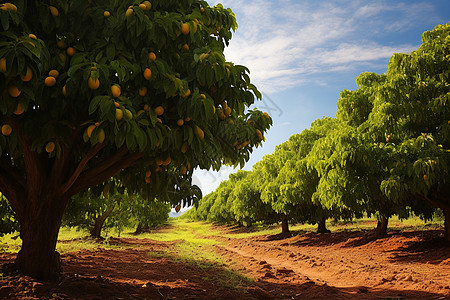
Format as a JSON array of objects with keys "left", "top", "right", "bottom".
[{"left": 0, "top": 217, "right": 449, "bottom": 299}]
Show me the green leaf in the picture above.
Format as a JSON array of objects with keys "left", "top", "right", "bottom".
[
  {"left": 67, "top": 62, "right": 90, "bottom": 77},
  {"left": 0, "top": 12, "right": 10, "bottom": 31},
  {"left": 138, "top": 119, "right": 150, "bottom": 126},
  {"left": 106, "top": 43, "right": 115, "bottom": 61},
  {"left": 89, "top": 96, "right": 109, "bottom": 115}
]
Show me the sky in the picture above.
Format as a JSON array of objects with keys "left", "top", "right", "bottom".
[{"left": 176, "top": 0, "right": 450, "bottom": 213}]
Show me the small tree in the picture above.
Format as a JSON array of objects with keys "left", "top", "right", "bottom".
[
  {"left": 63, "top": 180, "right": 128, "bottom": 239},
  {"left": 0, "top": 1, "right": 270, "bottom": 279},
  {"left": 184, "top": 192, "right": 216, "bottom": 221},
  {"left": 132, "top": 196, "right": 171, "bottom": 234},
  {"left": 256, "top": 154, "right": 292, "bottom": 234},
  {"left": 275, "top": 123, "right": 336, "bottom": 234}
]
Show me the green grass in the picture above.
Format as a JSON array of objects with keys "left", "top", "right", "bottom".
[
  {"left": 0, "top": 227, "right": 130, "bottom": 254},
  {"left": 327, "top": 214, "right": 443, "bottom": 232},
  {"left": 126, "top": 218, "right": 253, "bottom": 290},
  {"left": 0, "top": 232, "right": 21, "bottom": 253},
  {"left": 197, "top": 213, "right": 444, "bottom": 239},
  {"left": 123, "top": 219, "right": 226, "bottom": 263}
]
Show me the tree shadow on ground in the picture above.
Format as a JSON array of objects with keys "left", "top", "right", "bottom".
[
  {"left": 387, "top": 234, "right": 450, "bottom": 265},
  {"left": 289, "top": 230, "right": 373, "bottom": 248},
  {"left": 289, "top": 229, "right": 447, "bottom": 251},
  {"left": 216, "top": 224, "right": 279, "bottom": 235},
  {"left": 264, "top": 232, "right": 294, "bottom": 241}
]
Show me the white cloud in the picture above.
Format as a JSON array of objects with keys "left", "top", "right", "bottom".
[
  {"left": 316, "top": 43, "right": 417, "bottom": 65},
  {"left": 208, "top": 0, "right": 438, "bottom": 93},
  {"left": 192, "top": 166, "right": 236, "bottom": 195}
]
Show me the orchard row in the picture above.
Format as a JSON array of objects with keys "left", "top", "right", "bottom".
[{"left": 187, "top": 23, "right": 450, "bottom": 240}]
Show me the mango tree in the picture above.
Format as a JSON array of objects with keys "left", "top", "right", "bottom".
[
  {"left": 207, "top": 177, "right": 238, "bottom": 224},
  {"left": 256, "top": 152, "right": 293, "bottom": 234},
  {"left": 131, "top": 196, "right": 171, "bottom": 233},
  {"left": 63, "top": 181, "right": 127, "bottom": 239},
  {"left": 121, "top": 167, "right": 201, "bottom": 232},
  {"left": 370, "top": 24, "right": 450, "bottom": 240},
  {"left": 273, "top": 119, "right": 338, "bottom": 234},
  {"left": 228, "top": 170, "right": 278, "bottom": 227},
  {"left": 0, "top": 0, "right": 270, "bottom": 279},
  {"left": 310, "top": 76, "right": 398, "bottom": 237}
]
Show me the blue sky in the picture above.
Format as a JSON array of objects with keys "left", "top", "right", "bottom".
[{"left": 187, "top": 0, "right": 450, "bottom": 201}]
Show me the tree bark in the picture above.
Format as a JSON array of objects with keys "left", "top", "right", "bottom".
[
  {"left": 135, "top": 223, "right": 150, "bottom": 234},
  {"left": 281, "top": 215, "right": 289, "bottom": 234},
  {"left": 317, "top": 217, "right": 331, "bottom": 233},
  {"left": 90, "top": 207, "right": 115, "bottom": 239},
  {"left": 375, "top": 216, "right": 389, "bottom": 238},
  {"left": 14, "top": 195, "right": 68, "bottom": 280}
]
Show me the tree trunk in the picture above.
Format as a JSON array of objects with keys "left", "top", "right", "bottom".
[
  {"left": 375, "top": 216, "right": 389, "bottom": 238},
  {"left": 443, "top": 207, "right": 450, "bottom": 241},
  {"left": 135, "top": 223, "right": 150, "bottom": 234},
  {"left": 14, "top": 196, "right": 68, "bottom": 280},
  {"left": 317, "top": 217, "right": 331, "bottom": 233},
  {"left": 281, "top": 215, "right": 289, "bottom": 234},
  {"left": 90, "top": 218, "right": 104, "bottom": 239},
  {"left": 423, "top": 192, "right": 450, "bottom": 242},
  {"left": 90, "top": 207, "right": 115, "bottom": 239},
  {"left": 135, "top": 223, "right": 143, "bottom": 234}
]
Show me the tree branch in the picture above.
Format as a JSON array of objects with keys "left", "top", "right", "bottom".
[
  {"left": 59, "top": 142, "right": 106, "bottom": 195},
  {"left": 81, "top": 145, "right": 129, "bottom": 179},
  {"left": 69, "top": 151, "right": 144, "bottom": 196},
  {"left": 420, "top": 193, "right": 450, "bottom": 211},
  {"left": 48, "top": 127, "right": 78, "bottom": 187}
]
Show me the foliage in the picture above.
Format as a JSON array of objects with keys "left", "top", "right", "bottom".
[
  {"left": 63, "top": 181, "right": 131, "bottom": 237},
  {"left": 0, "top": 193, "right": 18, "bottom": 236},
  {"left": 129, "top": 194, "right": 171, "bottom": 231},
  {"left": 63, "top": 180, "right": 172, "bottom": 237},
  {"left": 265, "top": 118, "right": 336, "bottom": 228},
  {"left": 0, "top": 0, "right": 270, "bottom": 208}
]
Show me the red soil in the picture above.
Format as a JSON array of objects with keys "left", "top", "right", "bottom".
[{"left": 1, "top": 226, "right": 449, "bottom": 299}]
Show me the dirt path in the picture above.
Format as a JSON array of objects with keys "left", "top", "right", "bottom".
[
  {"left": 0, "top": 224, "right": 449, "bottom": 299},
  {"left": 212, "top": 228, "right": 450, "bottom": 299}
]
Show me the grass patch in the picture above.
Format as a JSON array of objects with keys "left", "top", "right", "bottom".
[
  {"left": 203, "top": 214, "right": 445, "bottom": 239},
  {"left": 0, "top": 227, "right": 130, "bottom": 254},
  {"left": 128, "top": 219, "right": 226, "bottom": 264},
  {"left": 147, "top": 250, "right": 170, "bottom": 259},
  {"left": 0, "top": 232, "right": 21, "bottom": 253},
  {"left": 328, "top": 215, "right": 444, "bottom": 232},
  {"left": 136, "top": 219, "right": 254, "bottom": 290},
  {"left": 122, "top": 218, "right": 255, "bottom": 292}
]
